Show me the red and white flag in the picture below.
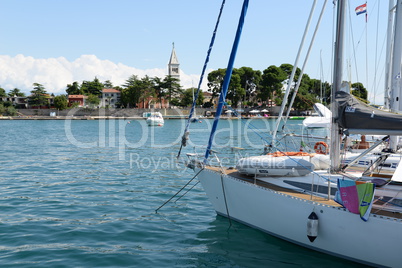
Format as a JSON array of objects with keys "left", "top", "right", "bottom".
[{"left": 355, "top": 3, "right": 367, "bottom": 16}]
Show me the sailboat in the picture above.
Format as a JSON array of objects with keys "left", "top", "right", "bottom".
[
  {"left": 190, "top": 88, "right": 200, "bottom": 123},
  {"left": 302, "top": 103, "right": 331, "bottom": 128},
  {"left": 185, "top": 1, "right": 402, "bottom": 267}
]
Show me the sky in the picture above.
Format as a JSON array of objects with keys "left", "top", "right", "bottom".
[{"left": 0, "top": 0, "right": 391, "bottom": 104}]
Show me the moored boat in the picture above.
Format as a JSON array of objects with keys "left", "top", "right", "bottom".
[
  {"left": 144, "top": 112, "right": 164, "bottom": 126},
  {"left": 182, "top": 1, "right": 402, "bottom": 267}
]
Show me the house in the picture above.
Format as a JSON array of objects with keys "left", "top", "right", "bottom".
[
  {"left": 136, "top": 96, "right": 169, "bottom": 109},
  {"left": 202, "top": 92, "right": 219, "bottom": 108},
  {"left": 101, "top": 88, "right": 121, "bottom": 108},
  {"left": 68, "top": 95, "right": 87, "bottom": 107},
  {"left": 2, "top": 96, "right": 28, "bottom": 108}
]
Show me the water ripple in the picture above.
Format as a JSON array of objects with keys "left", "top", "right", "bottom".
[{"left": 0, "top": 120, "right": 363, "bottom": 267}]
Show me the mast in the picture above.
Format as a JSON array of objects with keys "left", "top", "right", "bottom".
[
  {"left": 330, "top": 0, "right": 346, "bottom": 172},
  {"left": 389, "top": 1, "right": 402, "bottom": 151},
  {"left": 390, "top": 1, "right": 402, "bottom": 112},
  {"left": 384, "top": 0, "right": 396, "bottom": 109}
]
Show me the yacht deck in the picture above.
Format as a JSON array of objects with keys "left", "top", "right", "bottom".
[{"left": 205, "top": 166, "right": 402, "bottom": 220}]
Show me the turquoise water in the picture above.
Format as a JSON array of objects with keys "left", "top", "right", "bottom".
[{"left": 0, "top": 119, "right": 363, "bottom": 267}]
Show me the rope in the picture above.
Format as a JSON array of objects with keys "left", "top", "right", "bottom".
[
  {"left": 155, "top": 167, "right": 204, "bottom": 213},
  {"left": 177, "top": 0, "right": 226, "bottom": 159},
  {"left": 204, "top": 0, "right": 249, "bottom": 164},
  {"left": 174, "top": 181, "right": 200, "bottom": 203}
]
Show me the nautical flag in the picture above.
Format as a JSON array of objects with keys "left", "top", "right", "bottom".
[{"left": 355, "top": 3, "right": 367, "bottom": 16}]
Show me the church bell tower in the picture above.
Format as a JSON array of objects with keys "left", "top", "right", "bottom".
[{"left": 168, "top": 42, "right": 180, "bottom": 81}]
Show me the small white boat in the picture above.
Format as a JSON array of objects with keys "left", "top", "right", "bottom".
[{"left": 144, "top": 112, "right": 164, "bottom": 126}]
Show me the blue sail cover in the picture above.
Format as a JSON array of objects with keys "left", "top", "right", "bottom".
[{"left": 204, "top": 0, "right": 249, "bottom": 163}]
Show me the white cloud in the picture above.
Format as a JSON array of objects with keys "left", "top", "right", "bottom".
[{"left": 0, "top": 54, "right": 207, "bottom": 95}]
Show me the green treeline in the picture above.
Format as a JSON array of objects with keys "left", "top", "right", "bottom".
[{"left": 0, "top": 63, "right": 368, "bottom": 111}]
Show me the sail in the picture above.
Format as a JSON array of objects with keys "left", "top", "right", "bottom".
[{"left": 336, "top": 91, "right": 402, "bottom": 135}]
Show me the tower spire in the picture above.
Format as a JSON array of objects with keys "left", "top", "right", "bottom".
[{"left": 168, "top": 42, "right": 180, "bottom": 81}]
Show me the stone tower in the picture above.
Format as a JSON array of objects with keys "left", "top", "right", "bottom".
[{"left": 168, "top": 42, "right": 180, "bottom": 81}]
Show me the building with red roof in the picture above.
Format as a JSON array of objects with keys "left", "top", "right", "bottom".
[{"left": 101, "top": 88, "right": 121, "bottom": 108}]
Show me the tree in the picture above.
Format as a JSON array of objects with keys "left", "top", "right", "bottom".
[
  {"left": 170, "top": 98, "right": 181, "bottom": 107},
  {"left": 181, "top": 88, "right": 204, "bottom": 107},
  {"left": 308, "top": 79, "right": 331, "bottom": 104},
  {"left": 233, "top": 67, "right": 262, "bottom": 105},
  {"left": 103, "top": 80, "right": 113, "bottom": 88},
  {"left": 285, "top": 73, "right": 316, "bottom": 111},
  {"left": 54, "top": 95, "right": 68, "bottom": 110},
  {"left": 351, "top": 82, "right": 368, "bottom": 102},
  {"left": 0, "top": 87, "right": 7, "bottom": 98},
  {"left": 86, "top": 94, "right": 100, "bottom": 108},
  {"left": 28, "top": 83, "right": 48, "bottom": 107},
  {"left": 66, "top": 82, "right": 82, "bottom": 95},
  {"left": 6, "top": 106, "right": 17, "bottom": 116},
  {"left": 259, "top": 65, "right": 287, "bottom": 105},
  {"left": 0, "top": 103, "right": 16, "bottom": 116},
  {"left": 121, "top": 75, "right": 141, "bottom": 108},
  {"left": 207, "top": 68, "right": 226, "bottom": 105},
  {"left": 2, "top": 101, "right": 13, "bottom": 107},
  {"left": 225, "top": 73, "right": 243, "bottom": 107},
  {"left": 8, "top": 88, "right": 25, "bottom": 97},
  {"left": 161, "top": 75, "right": 182, "bottom": 104},
  {"left": 81, "top": 77, "right": 103, "bottom": 96},
  {"left": 152, "top": 76, "right": 165, "bottom": 106},
  {"left": 207, "top": 68, "right": 261, "bottom": 107},
  {"left": 138, "top": 75, "right": 156, "bottom": 108},
  {"left": 291, "top": 86, "right": 316, "bottom": 111}
]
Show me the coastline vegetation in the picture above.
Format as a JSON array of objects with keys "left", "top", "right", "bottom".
[{"left": 0, "top": 63, "right": 368, "bottom": 112}]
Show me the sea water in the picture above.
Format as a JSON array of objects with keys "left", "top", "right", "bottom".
[{"left": 0, "top": 119, "right": 363, "bottom": 267}]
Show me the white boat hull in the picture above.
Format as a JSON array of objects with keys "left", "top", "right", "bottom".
[
  {"left": 146, "top": 117, "right": 164, "bottom": 126},
  {"left": 196, "top": 167, "right": 402, "bottom": 267}
]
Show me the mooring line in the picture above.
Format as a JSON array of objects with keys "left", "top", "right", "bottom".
[
  {"left": 175, "top": 181, "right": 200, "bottom": 203},
  {"left": 155, "top": 168, "right": 204, "bottom": 213}
]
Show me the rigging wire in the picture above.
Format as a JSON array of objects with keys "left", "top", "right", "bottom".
[
  {"left": 283, "top": 0, "right": 328, "bottom": 128},
  {"left": 272, "top": 0, "right": 317, "bottom": 141},
  {"left": 177, "top": 0, "right": 226, "bottom": 159},
  {"left": 373, "top": 0, "right": 380, "bottom": 104},
  {"left": 347, "top": 0, "right": 360, "bottom": 84},
  {"left": 204, "top": 0, "right": 249, "bottom": 164}
]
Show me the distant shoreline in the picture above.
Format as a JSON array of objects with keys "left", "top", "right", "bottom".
[{"left": 0, "top": 115, "right": 283, "bottom": 120}]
